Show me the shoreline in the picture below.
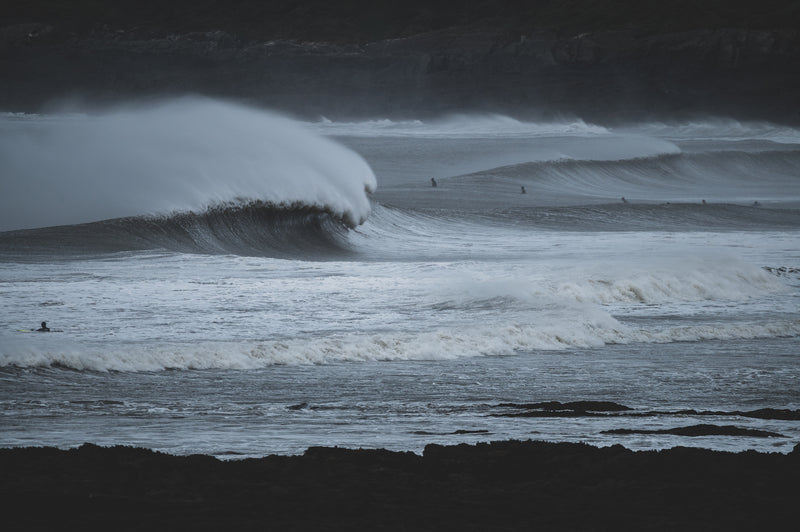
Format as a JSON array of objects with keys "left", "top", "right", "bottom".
[{"left": 3, "top": 439, "right": 798, "bottom": 530}]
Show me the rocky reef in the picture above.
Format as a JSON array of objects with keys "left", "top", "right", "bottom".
[{"left": 2, "top": 440, "right": 798, "bottom": 530}]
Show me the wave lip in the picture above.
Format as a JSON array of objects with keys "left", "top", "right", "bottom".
[{"left": 0, "top": 98, "right": 377, "bottom": 232}]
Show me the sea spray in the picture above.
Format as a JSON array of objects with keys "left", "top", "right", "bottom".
[
  {"left": 310, "top": 113, "right": 612, "bottom": 138},
  {"left": 2, "top": 113, "right": 799, "bottom": 457},
  {"left": 0, "top": 98, "right": 376, "bottom": 231}
]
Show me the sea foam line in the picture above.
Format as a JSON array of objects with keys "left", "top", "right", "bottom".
[{"left": 2, "top": 319, "right": 798, "bottom": 372}]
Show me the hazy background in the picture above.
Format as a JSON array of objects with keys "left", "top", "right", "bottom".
[{"left": 1, "top": 0, "right": 799, "bottom": 123}]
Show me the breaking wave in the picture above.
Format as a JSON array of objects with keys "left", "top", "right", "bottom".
[
  {"left": 309, "top": 114, "right": 610, "bottom": 138},
  {"left": 459, "top": 150, "right": 800, "bottom": 207},
  {"left": 2, "top": 318, "right": 798, "bottom": 372},
  {"left": 0, "top": 98, "right": 377, "bottom": 232},
  {"left": 1, "top": 251, "right": 795, "bottom": 372},
  {"left": 0, "top": 201, "right": 354, "bottom": 258}
]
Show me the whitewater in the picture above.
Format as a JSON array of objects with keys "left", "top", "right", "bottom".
[{"left": 1, "top": 98, "right": 799, "bottom": 457}]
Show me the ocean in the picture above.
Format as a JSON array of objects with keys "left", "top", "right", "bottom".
[{"left": 1, "top": 98, "right": 799, "bottom": 458}]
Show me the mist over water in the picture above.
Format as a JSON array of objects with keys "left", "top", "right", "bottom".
[{"left": 0, "top": 98, "right": 376, "bottom": 231}]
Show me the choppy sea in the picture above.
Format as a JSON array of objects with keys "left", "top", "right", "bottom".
[{"left": 1, "top": 99, "right": 798, "bottom": 457}]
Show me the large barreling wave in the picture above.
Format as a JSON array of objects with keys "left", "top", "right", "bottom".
[
  {"left": 0, "top": 202, "right": 356, "bottom": 258},
  {"left": 0, "top": 98, "right": 376, "bottom": 256}
]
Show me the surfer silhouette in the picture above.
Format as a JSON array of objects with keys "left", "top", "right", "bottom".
[
  {"left": 621, "top": 197, "right": 628, "bottom": 203},
  {"left": 521, "top": 186, "right": 526, "bottom": 194},
  {"left": 36, "top": 321, "right": 50, "bottom": 332},
  {"left": 430, "top": 178, "right": 437, "bottom": 188}
]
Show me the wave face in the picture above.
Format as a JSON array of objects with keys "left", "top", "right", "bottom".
[
  {"left": 0, "top": 99, "right": 377, "bottom": 232},
  {"left": 500, "top": 150, "right": 800, "bottom": 205},
  {"left": 2, "top": 112, "right": 799, "bottom": 255},
  {"left": 337, "top": 117, "right": 800, "bottom": 234},
  {"left": 0, "top": 202, "right": 353, "bottom": 258},
  {"left": 422, "top": 150, "right": 800, "bottom": 226}
]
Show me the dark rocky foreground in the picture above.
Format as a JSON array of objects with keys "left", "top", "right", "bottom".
[
  {"left": 2, "top": 440, "right": 798, "bottom": 531},
  {"left": 2, "top": 0, "right": 800, "bottom": 122}
]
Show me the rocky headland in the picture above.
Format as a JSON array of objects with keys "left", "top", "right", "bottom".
[{"left": 2, "top": 0, "right": 799, "bottom": 122}]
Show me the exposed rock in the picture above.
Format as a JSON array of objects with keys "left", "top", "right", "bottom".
[
  {"left": 496, "top": 400, "right": 633, "bottom": 412},
  {"left": 673, "top": 408, "right": 800, "bottom": 421},
  {"left": 492, "top": 402, "right": 800, "bottom": 420},
  {"left": 1, "top": 440, "right": 798, "bottom": 530},
  {"left": 413, "top": 429, "right": 491, "bottom": 435},
  {"left": 602, "top": 424, "right": 786, "bottom": 438}
]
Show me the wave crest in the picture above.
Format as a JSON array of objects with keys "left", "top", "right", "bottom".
[
  {"left": 310, "top": 113, "right": 610, "bottom": 138},
  {"left": 0, "top": 98, "right": 377, "bottom": 231}
]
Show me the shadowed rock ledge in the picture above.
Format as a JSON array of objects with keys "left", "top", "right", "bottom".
[{"left": 2, "top": 440, "right": 798, "bottom": 531}]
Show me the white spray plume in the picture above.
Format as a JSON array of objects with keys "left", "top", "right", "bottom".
[{"left": 0, "top": 98, "right": 377, "bottom": 231}]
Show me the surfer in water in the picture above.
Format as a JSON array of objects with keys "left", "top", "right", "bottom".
[
  {"left": 521, "top": 186, "right": 526, "bottom": 194},
  {"left": 621, "top": 197, "right": 628, "bottom": 203},
  {"left": 36, "top": 321, "right": 50, "bottom": 332},
  {"left": 430, "top": 177, "right": 437, "bottom": 188}
]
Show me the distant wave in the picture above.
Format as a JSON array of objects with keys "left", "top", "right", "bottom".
[
  {"left": 621, "top": 119, "right": 800, "bottom": 144},
  {"left": 0, "top": 201, "right": 354, "bottom": 258},
  {"left": 499, "top": 203, "right": 800, "bottom": 232},
  {"left": 464, "top": 149, "right": 800, "bottom": 205},
  {"left": 309, "top": 114, "right": 800, "bottom": 144},
  {"left": 0, "top": 98, "right": 377, "bottom": 231},
  {"left": 310, "top": 113, "right": 610, "bottom": 138}
]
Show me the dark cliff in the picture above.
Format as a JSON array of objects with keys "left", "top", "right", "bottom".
[{"left": 2, "top": 0, "right": 799, "bottom": 122}]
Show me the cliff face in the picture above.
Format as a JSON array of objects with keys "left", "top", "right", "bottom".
[{"left": 1, "top": 21, "right": 799, "bottom": 122}]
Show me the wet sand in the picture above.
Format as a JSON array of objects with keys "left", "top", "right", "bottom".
[{"left": 2, "top": 440, "right": 798, "bottom": 531}]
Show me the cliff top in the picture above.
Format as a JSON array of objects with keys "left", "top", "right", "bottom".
[{"left": 3, "top": 0, "right": 800, "bottom": 44}]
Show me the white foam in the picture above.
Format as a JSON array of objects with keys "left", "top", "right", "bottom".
[
  {"left": 0, "top": 98, "right": 377, "bottom": 231},
  {"left": 545, "top": 258, "right": 783, "bottom": 305},
  {"left": 309, "top": 113, "right": 610, "bottom": 138},
  {"left": 2, "top": 315, "right": 798, "bottom": 372},
  {"left": 0, "top": 249, "right": 793, "bottom": 373},
  {"left": 619, "top": 119, "right": 800, "bottom": 144}
]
